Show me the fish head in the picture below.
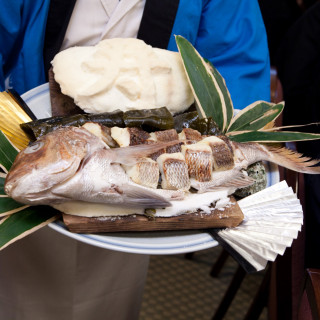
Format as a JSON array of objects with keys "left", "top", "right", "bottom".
[{"left": 4, "top": 127, "right": 101, "bottom": 204}]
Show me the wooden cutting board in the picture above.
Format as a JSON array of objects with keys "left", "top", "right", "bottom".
[{"left": 62, "top": 196, "right": 243, "bottom": 233}]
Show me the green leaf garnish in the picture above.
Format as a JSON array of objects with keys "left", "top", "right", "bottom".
[
  {"left": 228, "top": 101, "right": 284, "bottom": 132},
  {"left": 228, "top": 131, "right": 320, "bottom": 143},
  {"left": 0, "top": 206, "right": 60, "bottom": 250},
  {"left": 0, "top": 174, "right": 6, "bottom": 195},
  {"left": 176, "top": 36, "right": 320, "bottom": 144},
  {"left": 0, "top": 196, "right": 29, "bottom": 217},
  {"left": 0, "top": 130, "right": 19, "bottom": 173},
  {"left": 176, "top": 35, "right": 233, "bottom": 132}
]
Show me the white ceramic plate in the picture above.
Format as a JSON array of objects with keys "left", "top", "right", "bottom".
[{"left": 21, "top": 83, "right": 279, "bottom": 255}]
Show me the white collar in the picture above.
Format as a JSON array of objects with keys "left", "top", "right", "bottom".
[{"left": 61, "top": 0, "right": 145, "bottom": 50}]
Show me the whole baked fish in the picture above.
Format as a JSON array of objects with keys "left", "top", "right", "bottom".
[{"left": 5, "top": 125, "right": 320, "bottom": 207}]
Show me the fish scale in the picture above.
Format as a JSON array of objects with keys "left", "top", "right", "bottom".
[
  {"left": 157, "top": 153, "right": 190, "bottom": 190},
  {"left": 182, "top": 148, "right": 213, "bottom": 182}
]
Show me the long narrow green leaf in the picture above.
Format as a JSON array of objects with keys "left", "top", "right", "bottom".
[
  {"left": 0, "top": 176, "right": 30, "bottom": 216},
  {"left": 175, "top": 35, "right": 232, "bottom": 132},
  {"left": 0, "top": 197, "right": 29, "bottom": 216},
  {"left": 0, "top": 175, "right": 6, "bottom": 195},
  {"left": 0, "top": 130, "right": 19, "bottom": 173},
  {"left": 204, "top": 59, "right": 234, "bottom": 130},
  {"left": 0, "top": 206, "right": 60, "bottom": 250},
  {"left": 228, "top": 130, "right": 320, "bottom": 143},
  {"left": 228, "top": 101, "right": 284, "bottom": 132}
]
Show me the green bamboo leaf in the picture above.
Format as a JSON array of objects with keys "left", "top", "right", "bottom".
[
  {"left": 228, "top": 101, "right": 284, "bottom": 132},
  {"left": 0, "top": 175, "right": 6, "bottom": 195},
  {"left": 175, "top": 35, "right": 233, "bottom": 132},
  {"left": 0, "top": 206, "right": 60, "bottom": 250},
  {"left": 0, "top": 175, "right": 29, "bottom": 216},
  {"left": 204, "top": 59, "right": 234, "bottom": 130},
  {"left": 0, "top": 197, "right": 29, "bottom": 217},
  {"left": 0, "top": 130, "right": 19, "bottom": 173},
  {"left": 228, "top": 130, "right": 320, "bottom": 143}
]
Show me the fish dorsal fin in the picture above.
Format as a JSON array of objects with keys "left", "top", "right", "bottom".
[{"left": 106, "top": 140, "right": 182, "bottom": 166}]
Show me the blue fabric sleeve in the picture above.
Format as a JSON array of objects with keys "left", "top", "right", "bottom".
[
  {"left": 0, "top": 0, "right": 50, "bottom": 94},
  {"left": 0, "top": 1, "right": 23, "bottom": 91},
  {"left": 168, "top": 0, "right": 270, "bottom": 110}
]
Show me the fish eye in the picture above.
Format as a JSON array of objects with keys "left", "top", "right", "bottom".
[{"left": 24, "top": 141, "right": 44, "bottom": 154}]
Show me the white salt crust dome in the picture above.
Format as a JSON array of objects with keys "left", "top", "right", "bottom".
[{"left": 52, "top": 38, "right": 194, "bottom": 114}]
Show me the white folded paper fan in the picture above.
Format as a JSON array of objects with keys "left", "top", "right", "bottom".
[{"left": 210, "top": 180, "right": 303, "bottom": 273}]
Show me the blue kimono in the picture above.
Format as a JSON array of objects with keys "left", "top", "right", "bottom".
[{"left": 0, "top": 0, "right": 270, "bottom": 110}]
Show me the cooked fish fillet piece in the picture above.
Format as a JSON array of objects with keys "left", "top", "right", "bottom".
[
  {"left": 111, "top": 126, "right": 150, "bottom": 147},
  {"left": 157, "top": 152, "right": 190, "bottom": 190},
  {"left": 178, "top": 128, "right": 202, "bottom": 142},
  {"left": 181, "top": 143, "right": 213, "bottom": 182},
  {"left": 149, "top": 129, "right": 179, "bottom": 142},
  {"left": 125, "top": 158, "right": 159, "bottom": 189},
  {"left": 199, "top": 136, "right": 235, "bottom": 171},
  {"left": 82, "top": 122, "right": 118, "bottom": 147},
  {"left": 149, "top": 129, "right": 182, "bottom": 154}
]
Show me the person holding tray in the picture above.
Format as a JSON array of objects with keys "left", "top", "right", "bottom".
[{"left": 0, "top": 1, "right": 270, "bottom": 319}]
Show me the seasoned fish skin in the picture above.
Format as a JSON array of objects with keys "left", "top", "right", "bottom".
[
  {"left": 157, "top": 153, "right": 190, "bottom": 190},
  {"left": 181, "top": 143, "right": 213, "bottom": 182},
  {"left": 149, "top": 129, "right": 182, "bottom": 154},
  {"left": 125, "top": 158, "right": 160, "bottom": 189},
  {"left": 199, "top": 136, "right": 235, "bottom": 171}
]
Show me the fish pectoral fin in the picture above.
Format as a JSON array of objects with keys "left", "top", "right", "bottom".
[
  {"left": 191, "top": 171, "right": 255, "bottom": 193},
  {"left": 121, "top": 185, "right": 172, "bottom": 208},
  {"left": 215, "top": 173, "right": 255, "bottom": 189}
]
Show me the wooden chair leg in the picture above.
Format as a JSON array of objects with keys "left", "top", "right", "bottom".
[
  {"left": 210, "top": 249, "right": 229, "bottom": 277},
  {"left": 212, "top": 264, "right": 246, "bottom": 320},
  {"left": 244, "top": 266, "right": 271, "bottom": 320},
  {"left": 184, "top": 252, "right": 195, "bottom": 260}
]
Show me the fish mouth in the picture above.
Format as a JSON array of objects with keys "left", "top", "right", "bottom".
[{"left": 4, "top": 154, "right": 85, "bottom": 205}]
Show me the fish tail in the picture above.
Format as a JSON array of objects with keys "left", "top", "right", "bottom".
[{"left": 265, "top": 146, "right": 320, "bottom": 174}]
